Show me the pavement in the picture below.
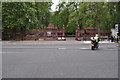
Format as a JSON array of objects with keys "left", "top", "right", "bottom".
[
  {"left": 2, "top": 40, "right": 117, "bottom": 44},
  {"left": 1, "top": 40, "right": 119, "bottom": 78}
]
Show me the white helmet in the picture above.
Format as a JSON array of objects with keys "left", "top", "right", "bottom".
[{"left": 95, "top": 34, "right": 98, "bottom": 37}]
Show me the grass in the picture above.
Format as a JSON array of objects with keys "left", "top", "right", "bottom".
[{"left": 65, "top": 35, "right": 76, "bottom": 37}]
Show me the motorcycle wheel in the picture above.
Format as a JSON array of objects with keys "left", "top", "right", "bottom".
[
  {"left": 91, "top": 46, "right": 94, "bottom": 50},
  {"left": 96, "top": 45, "right": 99, "bottom": 49}
]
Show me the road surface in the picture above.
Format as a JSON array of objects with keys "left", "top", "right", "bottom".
[{"left": 2, "top": 41, "right": 119, "bottom": 78}]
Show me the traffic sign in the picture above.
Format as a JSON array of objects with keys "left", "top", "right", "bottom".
[{"left": 115, "top": 24, "right": 118, "bottom": 32}]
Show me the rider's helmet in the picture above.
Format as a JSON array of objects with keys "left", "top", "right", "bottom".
[{"left": 95, "top": 34, "right": 98, "bottom": 37}]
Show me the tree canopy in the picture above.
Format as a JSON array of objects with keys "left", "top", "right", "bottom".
[
  {"left": 2, "top": 2, "right": 52, "bottom": 31},
  {"left": 50, "top": 2, "right": 120, "bottom": 33},
  {"left": 2, "top": 2, "right": 120, "bottom": 33}
]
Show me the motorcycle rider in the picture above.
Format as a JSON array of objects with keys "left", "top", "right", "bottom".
[{"left": 94, "top": 34, "right": 100, "bottom": 48}]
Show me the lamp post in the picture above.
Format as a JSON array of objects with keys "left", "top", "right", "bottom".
[{"left": 98, "top": 21, "right": 101, "bottom": 37}]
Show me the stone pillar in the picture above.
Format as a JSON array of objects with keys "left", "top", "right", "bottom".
[{"left": 62, "top": 27, "right": 65, "bottom": 37}]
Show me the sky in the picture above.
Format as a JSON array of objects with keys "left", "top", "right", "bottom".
[
  {"left": 51, "top": 0, "right": 59, "bottom": 12},
  {"left": 50, "top": 0, "right": 119, "bottom": 11}
]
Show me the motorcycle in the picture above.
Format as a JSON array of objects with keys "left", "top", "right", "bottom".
[{"left": 91, "top": 39, "right": 99, "bottom": 50}]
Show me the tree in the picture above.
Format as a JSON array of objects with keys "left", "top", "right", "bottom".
[
  {"left": 2, "top": 2, "right": 52, "bottom": 39},
  {"left": 50, "top": 2, "right": 120, "bottom": 34}
]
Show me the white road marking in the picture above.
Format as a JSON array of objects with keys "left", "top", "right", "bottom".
[
  {"left": 1, "top": 52, "right": 25, "bottom": 53},
  {"left": 79, "top": 48, "right": 90, "bottom": 49},
  {"left": 103, "top": 49, "right": 118, "bottom": 51},
  {"left": 2, "top": 46, "right": 118, "bottom": 51},
  {"left": 2, "top": 47, "right": 44, "bottom": 49},
  {"left": 58, "top": 48, "right": 66, "bottom": 50}
]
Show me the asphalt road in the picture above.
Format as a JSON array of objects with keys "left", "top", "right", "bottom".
[{"left": 2, "top": 41, "right": 119, "bottom": 78}]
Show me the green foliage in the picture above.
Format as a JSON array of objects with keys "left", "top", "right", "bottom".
[
  {"left": 2, "top": 2, "right": 52, "bottom": 31},
  {"left": 50, "top": 2, "right": 120, "bottom": 33},
  {"left": 2, "top": 2, "right": 120, "bottom": 34},
  {"left": 65, "top": 35, "right": 75, "bottom": 37},
  {"left": 0, "top": 2, "right": 2, "bottom": 29}
]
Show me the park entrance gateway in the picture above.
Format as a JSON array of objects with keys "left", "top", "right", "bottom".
[
  {"left": 75, "top": 25, "right": 111, "bottom": 41},
  {"left": 43, "top": 24, "right": 65, "bottom": 40},
  {"left": 2, "top": 24, "right": 111, "bottom": 41},
  {"left": 23, "top": 24, "right": 65, "bottom": 40}
]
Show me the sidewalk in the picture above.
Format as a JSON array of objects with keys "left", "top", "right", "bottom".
[
  {"left": 1, "top": 40, "right": 117, "bottom": 45},
  {"left": 83, "top": 41, "right": 115, "bottom": 44}
]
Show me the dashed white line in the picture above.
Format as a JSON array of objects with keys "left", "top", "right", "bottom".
[
  {"left": 58, "top": 48, "right": 66, "bottom": 50},
  {"left": 79, "top": 48, "right": 90, "bottom": 49}
]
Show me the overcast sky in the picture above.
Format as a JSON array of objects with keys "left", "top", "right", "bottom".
[{"left": 51, "top": 0, "right": 59, "bottom": 11}]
